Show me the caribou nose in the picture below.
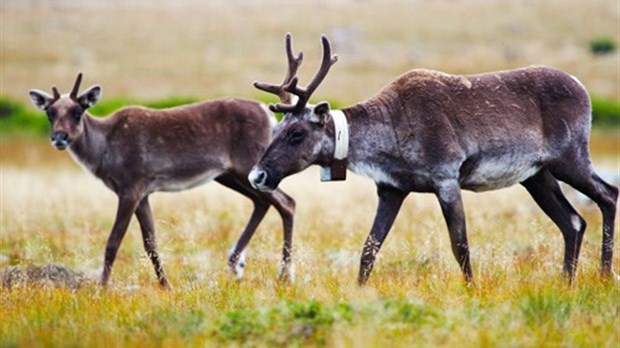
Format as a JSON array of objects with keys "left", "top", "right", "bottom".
[
  {"left": 248, "top": 168, "right": 268, "bottom": 190},
  {"left": 50, "top": 132, "right": 69, "bottom": 150}
]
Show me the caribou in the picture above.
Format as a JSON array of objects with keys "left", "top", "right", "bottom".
[
  {"left": 29, "top": 73, "right": 296, "bottom": 288},
  {"left": 249, "top": 33, "right": 618, "bottom": 285}
]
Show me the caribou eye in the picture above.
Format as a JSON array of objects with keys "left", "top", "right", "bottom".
[
  {"left": 46, "top": 108, "right": 57, "bottom": 121},
  {"left": 71, "top": 107, "right": 83, "bottom": 121},
  {"left": 286, "top": 129, "right": 306, "bottom": 145}
]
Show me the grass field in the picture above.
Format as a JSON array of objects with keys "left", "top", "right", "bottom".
[
  {"left": 1, "top": 0, "right": 619, "bottom": 347},
  {"left": 1, "top": 0, "right": 618, "bottom": 104},
  {"left": 0, "top": 135, "right": 618, "bottom": 347}
]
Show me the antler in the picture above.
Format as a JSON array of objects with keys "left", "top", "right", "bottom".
[
  {"left": 253, "top": 33, "right": 303, "bottom": 105},
  {"left": 256, "top": 34, "right": 338, "bottom": 114},
  {"left": 70, "top": 72, "right": 83, "bottom": 100},
  {"left": 51, "top": 86, "right": 61, "bottom": 101}
]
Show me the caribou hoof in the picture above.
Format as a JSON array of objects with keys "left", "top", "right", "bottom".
[
  {"left": 228, "top": 247, "right": 246, "bottom": 280},
  {"left": 159, "top": 279, "right": 173, "bottom": 291},
  {"left": 277, "top": 262, "right": 295, "bottom": 283}
]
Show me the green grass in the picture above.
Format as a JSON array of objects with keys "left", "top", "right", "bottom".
[
  {"left": 0, "top": 98, "right": 49, "bottom": 136},
  {"left": 1, "top": 278, "right": 617, "bottom": 347},
  {"left": 591, "top": 96, "right": 620, "bottom": 128},
  {"left": 589, "top": 37, "right": 617, "bottom": 55}
]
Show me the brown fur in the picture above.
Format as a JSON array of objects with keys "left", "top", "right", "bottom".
[{"left": 29, "top": 74, "right": 296, "bottom": 288}]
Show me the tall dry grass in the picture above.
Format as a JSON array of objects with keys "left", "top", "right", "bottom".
[{"left": 1, "top": 137, "right": 618, "bottom": 347}]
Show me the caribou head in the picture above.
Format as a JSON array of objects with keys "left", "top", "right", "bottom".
[
  {"left": 249, "top": 33, "right": 343, "bottom": 191},
  {"left": 29, "top": 73, "right": 102, "bottom": 150}
]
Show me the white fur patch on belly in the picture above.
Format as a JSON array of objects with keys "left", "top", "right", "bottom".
[
  {"left": 462, "top": 158, "right": 540, "bottom": 191},
  {"left": 155, "top": 170, "right": 223, "bottom": 192}
]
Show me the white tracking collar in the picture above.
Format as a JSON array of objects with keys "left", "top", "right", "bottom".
[
  {"left": 331, "top": 109, "right": 349, "bottom": 160},
  {"left": 319, "top": 109, "right": 349, "bottom": 182}
]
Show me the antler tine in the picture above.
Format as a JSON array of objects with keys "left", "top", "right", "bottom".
[
  {"left": 282, "top": 33, "right": 303, "bottom": 88},
  {"left": 253, "top": 32, "right": 304, "bottom": 104},
  {"left": 267, "top": 77, "right": 302, "bottom": 113},
  {"left": 278, "top": 34, "right": 338, "bottom": 113},
  {"left": 70, "top": 72, "right": 83, "bottom": 100},
  {"left": 52, "top": 86, "right": 61, "bottom": 101},
  {"left": 257, "top": 34, "right": 338, "bottom": 114},
  {"left": 300, "top": 34, "right": 338, "bottom": 101}
]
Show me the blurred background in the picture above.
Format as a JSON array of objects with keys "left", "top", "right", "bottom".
[{"left": 1, "top": 0, "right": 618, "bottom": 107}]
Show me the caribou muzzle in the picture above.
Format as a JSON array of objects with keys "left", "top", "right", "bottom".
[
  {"left": 248, "top": 167, "right": 279, "bottom": 192},
  {"left": 51, "top": 131, "right": 70, "bottom": 150}
]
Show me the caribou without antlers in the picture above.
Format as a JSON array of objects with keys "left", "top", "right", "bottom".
[
  {"left": 249, "top": 33, "right": 618, "bottom": 285},
  {"left": 29, "top": 73, "right": 296, "bottom": 288}
]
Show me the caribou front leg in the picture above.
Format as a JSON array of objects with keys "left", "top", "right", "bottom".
[
  {"left": 269, "top": 188, "right": 296, "bottom": 281},
  {"left": 227, "top": 201, "right": 270, "bottom": 279},
  {"left": 101, "top": 192, "right": 142, "bottom": 287},
  {"left": 358, "top": 185, "right": 407, "bottom": 285}
]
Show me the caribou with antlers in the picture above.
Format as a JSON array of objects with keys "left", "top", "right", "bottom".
[
  {"left": 249, "top": 33, "right": 618, "bottom": 285},
  {"left": 29, "top": 73, "right": 296, "bottom": 288}
]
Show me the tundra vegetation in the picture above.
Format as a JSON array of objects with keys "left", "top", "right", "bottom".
[
  {"left": 1, "top": 135, "right": 618, "bottom": 347},
  {"left": 1, "top": 0, "right": 618, "bottom": 347}
]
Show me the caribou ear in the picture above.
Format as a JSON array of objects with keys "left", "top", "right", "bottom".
[
  {"left": 310, "top": 101, "right": 331, "bottom": 125},
  {"left": 77, "top": 85, "right": 102, "bottom": 109},
  {"left": 29, "top": 89, "right": 55, "bottom": 110}
]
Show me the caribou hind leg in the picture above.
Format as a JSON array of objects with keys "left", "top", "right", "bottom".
[
  {"left": 436, "top": 180, "right": 474, "bottom": 284},
  {"left": 550, "top": 163, "right": 618, "bottom": 277},
  {"left": 216, "top": 173, "right": 296, "bottom": 280},
  {"left": 588, "top": 173, "right": 619, "bottom": 276},
  {"left": 521, "top": 170, "right": 587, "bottom": 282},
  {"left": 135, "top": 195, "right": 172, "bottom": 290}
]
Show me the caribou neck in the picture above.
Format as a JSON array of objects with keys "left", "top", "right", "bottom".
[
  {"left": 68, "top": 114, "right": 109, "bottom": 177},
  {"left": 340, "top": 103, "right": 380, "bottom": 169},
  {"left": 340, "top": 99, "right": 405, "bottom": 188}
]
